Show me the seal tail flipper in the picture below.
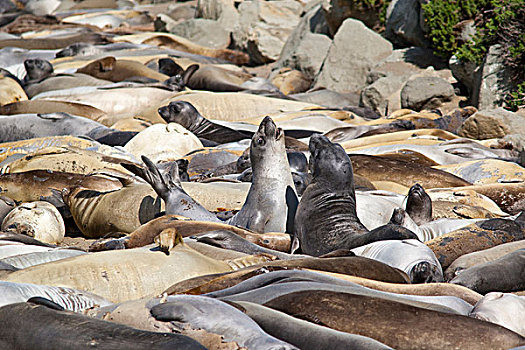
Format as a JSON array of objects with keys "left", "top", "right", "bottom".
[
  {"left": 182, "top": 64, "right": 199, "bottom": 86},
  {"left": 121, "top": 155, "right": 171, "bottom": 199}
]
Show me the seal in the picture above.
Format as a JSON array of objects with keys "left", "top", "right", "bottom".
[
  {"left": 262, "top": 290, "right": 525, "bottom": 349},
  {"left": 0, "top": 196, "right": 15, "bottom": 223},
  {"left": 5, "top": 228, "right": 272, "bottom": 302},
  {"left": 453, "top": 182, "right": 525, "bottom": 215},
  {"left": 165, "top": 255, "right": 412, "bottom": 295},
  {"left": 469, "top": 292, "right": 525, "bottom": 336},
  {"left": 22, "top": 58, "right": 53, "bottom": 84},
  {"left": 0, "top": 112, "right": 119, "bottom": 143},
  {"left": 307, "top": 272, "right": 482, "bottom": 305},
  {"left": 150, "top": 295, "right": 298, "bottom": 349},
  {"left": 158, "top": 100, "right": 252, "bottom": 144},
  {"left": 76, "top": 56, "right": 170, "bottom": 83},
  {"left": 450, "top": 248, "right": 525, "bottom": 294},
  {"left": 0, "top": 301, "right": 206, "bottom": 350},
  {"left": 124, "top": 116, "right": 299, "bottom": 233},
  {"left": 445, "top": 239, "right": 525, "bottom": 281},
  {"left": 212, "top": 279, "right": 472, "bottom": 315},
  {"left": 324, "top": 120, "right": 415, "bottom": 143},
  {"left": 89, "top": 215, "right": 292, "bottom": 252},
  {"left": 404, "top": 183, "right": 433, "bottom": 225},
  {"left": 0, "top": 281, "right": 111, "bottom": 311},
  {"left": 1, "top": 201, "right": 65, "bottom": 244},
  {"left": 350, "top": 239, "right": 443, "bottom": 283},
  {"left": 349, "top": 154, "right": 471, "bottom": 190},
  {"left": 0, "top": 100, "right": 107, "bottom": 122},
  {"left": 293, "top": 134, "right": 417, "bottom": 256},
  {"left": 233, "top": 300, "right": 392, "bottom": 350},
  {"left": 425, "top": 216, "right": 525, "bottom": 270},
  {"left": 0, "top": 68, "right": 27, "bottom": 105},
  {"left": 0, "top": 248, "right": 86, "bottom": 270}
]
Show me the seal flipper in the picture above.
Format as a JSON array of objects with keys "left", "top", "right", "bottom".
[
  {"left": 226, "top": 254, "right": 277, "bottom": 270},
  {"left": 27, "top": 297, "right": 65, "bottom": 311},
  {"left": 154, "top": 228, "right": 184, "bottom": 255},
  {"left": 121, "top": 156, "right": 171, "bottom": 200},
  {"left": 346, "top": 224, "right": 419, "bottom": 250}
]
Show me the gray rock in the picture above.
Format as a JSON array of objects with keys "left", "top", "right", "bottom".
[
  {"left": 360, "top": 75, "right": 407, "bottom": 116},
  {"left": 458, "top": 108, "right": 525, "bottom": 140},
  {"left": 276, "top": 5, "right": 332, "bottom": 80},
  {"left": 195, "top": 0, "right": 240, "bottom": 32},
  {"left": 167, "top": 18, "right": 230, "bottom": 49},
  {"left": 321, "top": 0, "right": 380, "bottom": 36},
  {"left": 291, "top": 88, "right": 360, "bottom": 109},
  {"left": 167, "top": 2, "right": 197, "bottom": 21},
  {"left": 385, "top": 0, "right": 429, "bottom": 48},
  {"left": 449, "top": 55, "right": 479, "bottom": 95},
  {"left": 400, "top": 76, "right": 455, "bottom": 111},
  {"left": 384, "top": 47, "right": 448, "bottom": 70},
  {"left": 471, "top": 45, "right": 516, "bottom": 110},
  {"left": 314, "top": 18, "right": 393, "bottom": 93},
  {"left": 232, "top": 0, "right": 303, "bottom": 65}
]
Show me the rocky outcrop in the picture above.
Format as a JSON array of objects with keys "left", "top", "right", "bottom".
[
  {"left": 231, "top": 0, "right": 303, "bottom": 65},
  {"left": 471, "top": 45, "right": 516, "bottom": 110},
  {"left": 167, "top": 18, "right": 230, "bottom": 49},
  {"left": 275, "top": 5, "right": 331, "bottom": 80},
  {"left": 321, "top": 0, "right": 380, "bottom": 36},
  {"left": 385, "top": 0, "right": 429, "bottom": 48},
  {"left": 360, "top": 75, "right": 407, "bottom": 116},
  {"left": 314, "top": 18, "right": 393, "bottom": 93},
  {"left": 195, "top": 0, "right": 240, "bottom": 32},
  {"left": 400, "top": 76, "right": 455, "bottom": 111},
  {"left": 458, "top": 108, "right": 525, "bottom": 140}
]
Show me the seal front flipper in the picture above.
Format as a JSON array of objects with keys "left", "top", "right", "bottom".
[
  {"left": 154, "top": 228, "right": 184, "bottom": 255},
  {"left": 27, "top": 296, "right": 65, "bottom": 311}
]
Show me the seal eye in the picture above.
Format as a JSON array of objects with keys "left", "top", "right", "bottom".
[{"left": 256, "top": 137, "right": 265, "bottom": 146}]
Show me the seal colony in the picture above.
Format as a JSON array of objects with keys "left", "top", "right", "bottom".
[{"left": 0, "top": 2, "right": 525, "bottom": 349}]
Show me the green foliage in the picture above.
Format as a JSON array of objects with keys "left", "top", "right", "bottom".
[
  {"left": 505, "top": 81, "right": 525, "bottom": 111},
  {"left": 421, "top": 0, "right": 524, "bottom": 110}
]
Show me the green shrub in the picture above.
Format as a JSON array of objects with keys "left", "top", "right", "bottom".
[{"left": 421, "top": 0, "right": 524, "bottom": 110}]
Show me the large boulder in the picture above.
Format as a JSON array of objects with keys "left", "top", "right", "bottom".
[
  {"left": 166, "top": 18, "right": 230, "bottom": 49},
  {"left": 275, "top": 5, "right": 331, "bottom": 80},
  {"left": 385, "top": 0, "right": 429, "bottom": 48},
  {"left": 360, "top": 75, "right": 407, "bottom": 116},
  {"left": 458, "top": 108, "right": 525, "bottom": 140},
  {"left": 314, "top": 18, "right": 393, "bottom": 93},
  {"left": 362, "top": 47, "right": 451, "bottom": 115},
  {"left": 400, "top": 76, "right": 455, "bottom": 111},
  {"left": 471, "top": 45, "right": 516, "bottom": 110},
  {"left": 449, "top": 54, "right": 479, "bottom": 95},
  {"left": 195, "top": 0, "right": 240, "bottom": 32},
  {"left": 231, "top": 0, "right": 303, "bottom": 65},
  {"left": 321, "top": 0, "right": 381, "bottom": 35}
]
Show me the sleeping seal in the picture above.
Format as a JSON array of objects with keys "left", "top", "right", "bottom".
[
  {"left": 293, "top": 134, "right": 417, "bottom": 256},
  {"left": 0, "top": 301, "right": 205, "bottom": 350}
]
